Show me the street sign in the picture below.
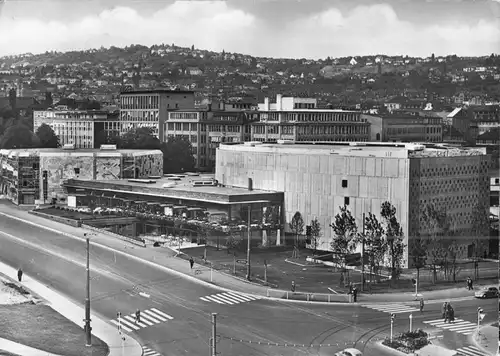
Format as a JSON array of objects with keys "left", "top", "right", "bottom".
[{"left": 236, "top": 259, "right": 247, "bottom": 265}]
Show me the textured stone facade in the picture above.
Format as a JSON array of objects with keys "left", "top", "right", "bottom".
[
  {"left": 216, "top": 143, "right": 490, "bottom": 266},
  {"left": 0, "top": 148, "right": 163, "bottom": 205}
]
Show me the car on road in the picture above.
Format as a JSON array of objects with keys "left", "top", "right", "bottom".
[
  {"left": 474, "top": 286, "right": 499, "bottom": 299},
  {"left": 334, "top": 348, "right": 363, "bottom": 356}
]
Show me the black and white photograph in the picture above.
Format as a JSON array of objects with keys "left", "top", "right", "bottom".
[{"left": 0, "top": 0, "right": 498, "bottom": 355}]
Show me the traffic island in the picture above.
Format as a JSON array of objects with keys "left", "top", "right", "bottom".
[
  {"left": 381, "top": 329, "right": 430, "bottom": 355},
  {"left": 0, "top": 275, "right": 109, "bottom": 356}
]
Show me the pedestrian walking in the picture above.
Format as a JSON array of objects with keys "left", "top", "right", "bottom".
[
  {"left": 291, "top": 281, "right": 296, "bottom": 293},
  {"left": 339, "top": 273, "right": 344, "bottom": 287},
  {"left": 135, "top": 309, "right": 141, "bottom": 324},
  {"left": 419, "top": 298, "right": 424, "bottom": 313},
  {"left": 467, "top": 277, "right": 473, "bottom": 290},
  {"left": 189, "top": 257, "right": 194, "bottom": 270},
  {"left": 352, "top": 286, "right": 358, "bottom": 302},
  {"left": 17, "top": 268, "right": 23, "bottom": 282},
  {"left": 442, "top": 302, "right": 448, "bottom": 320}
]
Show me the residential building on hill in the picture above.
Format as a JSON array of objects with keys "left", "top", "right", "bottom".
[
  {"left": 253, "top": 94, "right": 369, "bottom": 142},
  {"left": 119, "top": 89, "right": 195, "bottom": 141},
  {"left": 384, "top": 96, "right": 425, "bottom": 113},
  {"left": 216, "top": 141, "right": 491, "bottom": 265}
]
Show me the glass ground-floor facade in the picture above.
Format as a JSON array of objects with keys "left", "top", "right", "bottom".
[{"left": 63, "top": 180, "right": 286, "bottom": 247}]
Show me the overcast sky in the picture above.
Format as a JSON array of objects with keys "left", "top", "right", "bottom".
[{"left": 0, "top": 0, "right": 499, "bottom": 58}]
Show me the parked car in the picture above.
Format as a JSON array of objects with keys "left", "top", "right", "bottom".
[
  {"left": 475, "top": 286, "right": 499, "bottom": 299},
  {"left": 334, "top": 348, "right": 363, "bottom": 356}
]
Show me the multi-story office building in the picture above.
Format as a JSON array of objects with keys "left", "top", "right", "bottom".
[
  {"left": 33, "top": 110, "right": 109, "bottom": 148},
  {"left": 365, "top": 112, "right": 443, "bottom": 142},
  {"left": 164, "top": 109, "right": 258, "bottom": 169},
  {"left": 216, "top": 142, "right": 491, "bottom": 266},
  {"left": 119, "top": 89, "right": 195, "bottom": 141},
  {"left": 252, "top": 94, "right": 370, "bottom": 142}
]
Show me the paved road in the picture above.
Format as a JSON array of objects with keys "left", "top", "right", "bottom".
[
  {"left": 0, "top": 214, "right": 388, "bottom": 356},
  {"left": 0, "top": 214, "right": 496, "bottom": 356}
]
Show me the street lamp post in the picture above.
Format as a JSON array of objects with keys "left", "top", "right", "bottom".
[
  {"left": 361, "top": 212, "right": 365, "bottom": 291},
  {"left": 84, "top": 235, "right": 92, "bottom": 347},
  {"left": 246, "top": 204, "right": 251, "bottom": 280}
]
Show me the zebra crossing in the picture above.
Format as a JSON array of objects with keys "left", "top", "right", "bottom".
[
  {"left": 455, "top": 345, "right": 489, "bottom": 356},
  {"left": 109, "top": 308, "right": 173, "bottom": 332},
  {"left": 142, "top": 346, "right": 161, "bottom": 356},
  {"left": 423, "top": 318, "right": 477, "bottom": 335},
  {"left": 200, "top": 292, "right": 263, "bottom": 305},
  {"left": 360, "top": 303, "right": 420, "bottom": 314}
]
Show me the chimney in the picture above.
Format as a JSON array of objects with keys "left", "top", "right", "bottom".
[
  {"left": 248, "top": 177, "right": 253, "bottom": 191},
  {"left": 276, "top": 94, "right": 282, "bottom": 111},
  {"left": 264, "top": 97, "right": 269, "bottom": 111}
]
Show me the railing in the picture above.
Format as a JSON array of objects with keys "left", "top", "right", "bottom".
[{"left": 266, "top": 289, "right": 350, "bottom": 303}]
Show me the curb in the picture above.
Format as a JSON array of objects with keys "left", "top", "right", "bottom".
[
  {"left": 0, "top": 210, "right": 480, "bottom": 306},
  {"left": 0, "top": 259, "right": 144, "bottom": 356},
  {"left": 376, "top": 340, "right": 416, "bottom": 356},
  {"left": 0, "top": 271, "right": 47, "bottom": 305},
  {"left": 472, "top": 327, "right": 496, "bottom": 356},
  {"left": 0, "top": 211, "right": 354, "bottom": 306}
]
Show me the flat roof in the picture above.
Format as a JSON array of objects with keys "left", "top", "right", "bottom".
[
  {"left": 218, "top": 142, "right": 487, "bottom": 159},
  {"left": 120, "top": 89, "right": 194, "bottom": 95},
  {"left": 0, "top": 148, "right": 162, "bottom": 157},
  {"left": 64, "top": 174, "right": 282, "bottom": 204}
]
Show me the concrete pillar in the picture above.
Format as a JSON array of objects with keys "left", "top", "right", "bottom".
[{"left": 276, "top": 94, "right": 282, "bottom": 111}]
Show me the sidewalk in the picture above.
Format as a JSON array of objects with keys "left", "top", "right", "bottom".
[
  {"left": 0, "top": 337, "right": 62, "bottom": 356},
  {"left": 473, "top": 325, "right": 498, "bottom": 356},
  {"left": 0, "top": 259, "right": 142, "bottom": 356},
  {"left": 0, "top": 204, "right": 489, "bottom": 305}
]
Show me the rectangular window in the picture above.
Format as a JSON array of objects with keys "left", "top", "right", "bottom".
[
  {"left": 344, "top": 197, "right": 350, "bottom": 206},
  {"left": 74, "top": 168, "right": 80, "bottom": 174},
  {"left": 342, "top": 179, "right": 348, "bottom": 188}
]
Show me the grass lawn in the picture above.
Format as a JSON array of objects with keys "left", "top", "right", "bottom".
[{"left": 0, "top": 304, "right": 109, "bottom": 356}]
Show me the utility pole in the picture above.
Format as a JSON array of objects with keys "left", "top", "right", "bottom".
[
  {"left": 246, "top": 205, "right": 251, "bottom": 280},
  {"left": 211, "top": 313, "right": 217, "bottom": 356},
  {"left": 84, "top": 235, "right": 92, "bottom": 346},
  {"left": 361, "top": 212, "right": 365, "bottom": 291}
]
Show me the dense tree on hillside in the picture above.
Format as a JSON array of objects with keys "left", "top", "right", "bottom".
[
  {"left": 35, "top": 123, "right": 60, "bottom": 148},
  {"left": 161, "top": 136, "right": 196, "bottom": 174}
]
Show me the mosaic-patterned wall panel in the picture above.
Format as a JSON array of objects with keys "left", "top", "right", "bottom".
[
  {"left": 134, "top": 153, "right": 163, "bottom": 178},
  {"left": 95, "top": 157, "right": 121, "bottom": 180},
  {"left": 409, "top": 155, "right": 491, "bottom": 258},
  {"left": 40, "top": 155, "right": 95, "bottom": 199}
]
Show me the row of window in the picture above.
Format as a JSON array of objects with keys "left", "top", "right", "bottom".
[
  {"left": 120, "top": 95, "right": 160, "bottom": 110},
  {"left": 260, "top": 112, "right": 362, "bottom": 123}
]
